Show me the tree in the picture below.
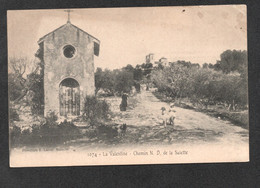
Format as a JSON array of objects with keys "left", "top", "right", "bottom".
[
  {"left": 157, "top": 63, "right": 164, "bottom": 70},
  {"left": 202, "top": 63, "right": 209, "bottom": 69},
  {"left": 151, "top": 61, "right": 247, "bottom": 110},
  {"left": 191, "top": 63, "right": 200, "bottom": 69},
  {"left": 8, "top": 57, "right": 28, "bottom": 102},
  {"left": 8, "top": 57, "right": 42, "bottom": 103},
  {"left": 133, "top": 67, "right": 143, "bottom": 81},
  {"left": 214, "top": 50, "right": 247, "bottom": 75},
  {"left": 95, "top": 68, "right": 115, "bottom": 95},
  {"left": 123, "top": 64, "right": 134, "bottom": 73},
  {"left": 208, "top": 63, "right": 215, "bottom": 69},
  {"left": 114, "top": 70, "right": 134, "bottom": 94},
  {"left": 95, "top": 67, "right": 104, "bottom": 95},
  {"left": 8, "top": 73, "right": 24, "bottom": 101},
  {"left": 27, "top": 72, "right": 44, "bottom": 115},
  {"left": 141, "top": 62, "right": 153, "bottom": 76},
  {"left": 8, "top": 57, "right": 44, "bottom": 115},
  {"left": 176, "top": 60, "right": 192, "bottom": 68},
  {"left": 95, "top": 67, "right": 135, "bottom": 95}
]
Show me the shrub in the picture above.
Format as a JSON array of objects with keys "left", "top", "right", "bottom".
[
  {"left": 84, "top": 124, "right": 118, "bottom": 143},
  {"left": 30, "top": 121, "right": 81, "bottom": 146},
  {"left": 10, "top": 125, "right": 22, "bottom": 147},
  {"left": 82, "top": 96, "right": 110, "bottom": 127},
  {"left": 96, "top": 124, "right": 118, "bottom": 140},
  {"left": 57, "top": 120, "right": 81, "bottom": 137},
  {"left": 9, "top": 107, "right": 19, "bottom": 122},
  {"left": 10, "top": 118, "right": 82, "bottom": 147},
  {"left": 45, "top": 111, "right": 58, "bottom": 125},
  {"left": 28, "top": 73, "right": 44, "bottom": 115},
  {"left": 8, "top": 73, "right": 24, "bottom": 101}
]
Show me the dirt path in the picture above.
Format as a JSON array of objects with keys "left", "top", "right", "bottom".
[
  {"left": 105, "top": 89, "right": 248, "bottom": 145},
  {"left": 10, "top": 89, "right": 249, "bottom": 166}
]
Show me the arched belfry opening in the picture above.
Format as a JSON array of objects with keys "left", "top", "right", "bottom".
[{"left": 59, "top": 78, "right": 80, "bottom": 116}]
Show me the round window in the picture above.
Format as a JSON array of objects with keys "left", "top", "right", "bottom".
[{"left": 63, "top": 45, "right": 76, "bottom": 58}]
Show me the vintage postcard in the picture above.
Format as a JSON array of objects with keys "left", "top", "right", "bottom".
[{"left": 8, "top": 5, "right": 248, "bottom": 167}]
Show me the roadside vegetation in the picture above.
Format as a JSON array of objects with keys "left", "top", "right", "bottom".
[
  {"left": 94, "top": 50, "right": 248, "bottom": 127},
  {"left": 8, "top": 49, "right": 248, "bottom": 148},
  {"left": 151, "top": 50, "right": 248, "bottom": 128},
  {"left": 10, "top": 112, "right": 82, "bottom": 147}
]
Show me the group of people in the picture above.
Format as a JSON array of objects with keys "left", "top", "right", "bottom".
[{"left": 161, "top": 103, "right": 176, "bottom": 128}]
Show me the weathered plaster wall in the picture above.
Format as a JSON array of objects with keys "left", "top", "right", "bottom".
[{"left": 43, "top": 23, "right": 95, "bottom": 116}]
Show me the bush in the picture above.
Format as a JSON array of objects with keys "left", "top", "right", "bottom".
[
  {"left": 8, "top": 73, "right": 24, "bottom": 101},
  {"left": 28, "top": 73, "right": 44, "bottom": 115},
  {"left": 82, "top": 96, "right": 110, "bottom": 127},
  {"left": 151, "top": 62, "right": 248, "bottom": 110},
  {"left": 96, "top": 124, "right": 118, "bottom": 140},
  {"left": 84, "top": 124, "right": 119, "bottom": 143},
  {"left": 9, "top": 107, "right": 19, "bottom": 122},
  {"left": 10, "top": 118, "right": 82, "bottom": 147},
  {"left": 45, "top": 111, "right": 58, "bottom": 125},
  {"left": 10, "top": 125, "right": 22, "bottom": 147}
]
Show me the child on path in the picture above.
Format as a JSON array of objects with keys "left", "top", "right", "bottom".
[
  {"left": 160, "top": 107, "right": 167, "bottom": 127},
  {"left": 168, "top": 103, "right": 176, "bottom": 126}
]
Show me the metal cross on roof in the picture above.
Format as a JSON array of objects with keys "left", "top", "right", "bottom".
[{"left": 64, "top": 9, "right": 73, "bottom": 23}]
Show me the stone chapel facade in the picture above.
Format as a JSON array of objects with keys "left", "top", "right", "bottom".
[{"left": 37, "top": 21, "right": 100, "bottom": 117}]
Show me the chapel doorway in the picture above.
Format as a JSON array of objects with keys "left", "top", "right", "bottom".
[{"left": 59, "top": 78, "right": 80, "bottom": 116}]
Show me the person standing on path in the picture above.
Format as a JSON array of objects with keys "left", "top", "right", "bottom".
[{"left": 120, "top": 93, "right": 128, "bottom": 111}]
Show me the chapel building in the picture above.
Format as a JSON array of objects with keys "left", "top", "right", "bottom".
[{"left": 36, "top": 17, "right": 100, "bottom": 117}]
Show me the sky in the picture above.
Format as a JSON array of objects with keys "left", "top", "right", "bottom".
[{"left": 7, "top": 5, "right": 247, "bottom": 70}]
